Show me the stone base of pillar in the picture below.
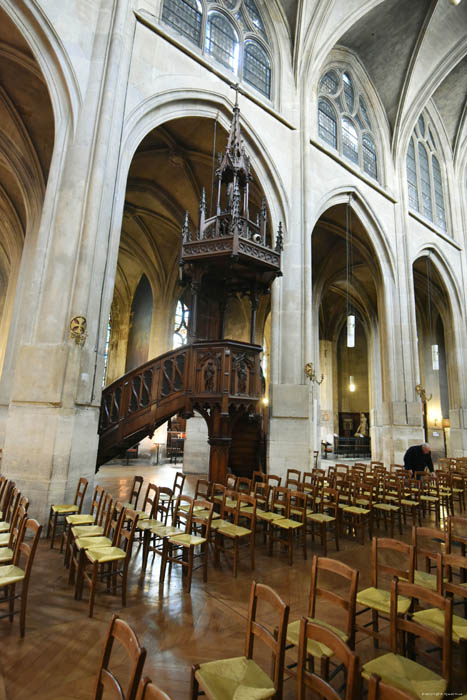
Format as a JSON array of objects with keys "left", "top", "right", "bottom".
[
  {"left": 267, "top": 384, "right": 310, "bottom": 480},
  {"left": 1, "top": 403, "right": 99, "bottom": 526},
  {"left": 183, "top": 414, "right": 209, "bottom": 475}
]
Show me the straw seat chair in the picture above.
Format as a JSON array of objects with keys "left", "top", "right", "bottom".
[
  {"left": 268, "top": 490, "right": 307, "bottom": 566},
  {"left": 141, "top": 495, "right": 191, "bottom": 574},
  {"left": 0, "top": 495, "right": 28, "bottom": 545},
  {"left": 62, "top": 485, "right": 105, "bottom": 563},
  {"left": 47, "top": 476, "right": 88, "bottom": 548},
  {"left": 191, "top": 581, "right": 289, "bottom": 700},
  {"left": 285, "top": 556, "right": 358, "bottom": 679},
  {"left": 356, "top": 538, "right": 415, "bottom": 648},
  {"left": 94, "top": 614, "right": 146, "bottom": 700},
  {"left": 297, "top": 619, "right": 360, "bottom": 700},
  {"left": 361, "top": 579, "right": 452, "bottom": 699},
  {"left": 0, "top": 487, "right": 20, "bottom": 534},
  {"left": 412, "top": 525, "right": 449, "bottom": 591},
  {"left": 77, "top": 508, "right": 139, "bottom": 617},
  {"left": 214, "top": 493, "right": 256, "bottom": 576},
  {"left": 367, "top": 674, "right": 424, "bottom": 700},
  {"left": 160, "top": 499, "right": 213, "bottom": 593},
  {"left": 121, "top": 475, "right": 144, "bottom": 511},
  {"left": 0, "top": 518, "right": 42, "bottom": 637},
  {"left": 306, "top": 486, "right": 339, "bottom": 556},
  {"left": 0, "top": 504, "right": 28, "bottom": 565}
]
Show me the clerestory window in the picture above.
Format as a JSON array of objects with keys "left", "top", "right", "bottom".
[
  {"left": 161, "top": 0, "right": 272, "bottom": 98},
  {"left": 317, "top": 68, "right": 379, "bottom": 181},
  {"left": 406, "top": 114, "right": 447, "bottom": 231}
]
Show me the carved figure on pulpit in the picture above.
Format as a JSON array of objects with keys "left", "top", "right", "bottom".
[
  {"left": 354, "top": 412, "right": 368, "bottom": 437},
  {"left": 203, "top": 360, "right": 215, "bottom": 392},
  {"left": 237, "top": 361, "right": 247, "bottom": 394}
]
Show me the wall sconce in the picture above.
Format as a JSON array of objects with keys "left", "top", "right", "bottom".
[
  {"left": 70, "top": 316, "right": 87, "bottom": 346},
  {"left": 305, "top": 362, "right": 324, "bottom": 385},
  {"left": 415, "top": 384, "right": 432, "bottom": 403},
  {"left": 262, "top": 397, "right": 269, "bottom": 405}
]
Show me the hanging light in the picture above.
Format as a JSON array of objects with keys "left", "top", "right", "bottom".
[
  {"left": 347, "top": 314, "right": 355, "bottom": 348},
  {"left": 431, "top": 344, "right": 439, "bottom": 371},
  {"left": 426, "top": 255, "right": 438, "bottom": 371},
  {"left": 349, "top": 376, "right": 356, "bottom": 392}
]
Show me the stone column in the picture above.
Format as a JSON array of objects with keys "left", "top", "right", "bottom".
[{"left": 0, "top": 0, "right": 136, "bottom": 523}]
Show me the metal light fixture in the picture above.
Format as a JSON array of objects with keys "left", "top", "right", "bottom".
[
  {"left": 305, "top": 362, "right": 324, "bottom": 385},
  {"left": 347, "top": 314, "right": 355, "bottom": 348},
  {"left": 349, "top": 376, "right": 356, "bottom": 392},
  {"left": 449, "top": 0, "right": 462, "bottom": 5}
]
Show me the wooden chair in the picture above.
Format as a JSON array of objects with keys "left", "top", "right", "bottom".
[
  {"left": 68, "top": 494, "right": 117, "bottom": 586},
  {"left": 159, "top": 472, "right": 185, "bottom": 520},
  {"left": 94, "top": 614, "right": 146, "bottom": 700},
  {"left": 306, "top": 486, "right": 339, "bottom": 556},
  {"left": 0, "top": 504, "right": 28, "bottom": 566},
  {"left": 161, "top": 499, "right": 213, "bottom": 593},
  {"left": 401, "top": 477, "right": 422, "bottom": 527},
  {"left": 214, "top": 493, "right": 255, "bottom": 577},
  {"left": 63, "top": 485, "right": 105, "bottom": 564},
  {"left": 268, "top": 490, "right": 307, "bottom": 566},
  {"left": 0, "top": 495, "right": 28, "bottom": 545},
  {"left": 297, "top": 618, "right": 360, "bottom": 700},
  {"left": 155, "top": 487, "right": 172, "bottom": 524},
  {"left": 78, "top": 508, "right": 139, "bottom": 617},
  {"left": 0, "top": 480, "right": 14, "bottom": 522},
  {"left": 122, "top": 475, "right": 144, "bottom": 510},
  {"left": 136, "top": 678, "right": 171, "bottom": 700},
  {"left": 367, "top": 674, "right": 422, "bottom": 700},
  {"left": 286, "top": 556, "right": 358, "bottom": 681},
  {"left": 447, "top": 514, "right": 467, "bottom": 557},
  {"left": 47, "top": 476, "right": 88, "bottom": 548},
  {"left": 0, "top": 487, "right": 20, "bottom": 534},
  {"left": 135, "top": 484, "right": 162, "bottom": 539},
  {"left": 141, "top": 496, "right": 189, "bottom": 574},
  {"left": 194, "top": 479, "right": 212, "bottom": 501},
  {"left": 373, "top": 478, "right": 403, "bottom": 538},
  {"left": 286, "top": 468, "right": 301, "bottom": 483},
  {"left": 191, "top": 581, "right": 289, "bottom": 700},
  {"left": 412, "top": 525, "right": 449, "bottom": 591},
  {"left": 450, "top": 472, "right": 466, "bottom": 513},
  {"left": 265, "top": 474, "right": 281, "bottom": 489},
  {"left": 340, "top": 482, "right": 373, "bottom": 545},
  {"left": 419, "top": 474, "right": 441, "bottom": 527},
  {"left": 356, "top": 537, "right": 415, "bottom": 648},
  {"left": 362, "top": 579, "right": 452, "bottom": 699},
  {"left": 0, "top": 518, "right": 42, "bottom": 637},
  {"left": 410, "top": 552, "right": 467, "bottom": 680},
  {"left": 236, "top": 477, "right": 251, "bottom": 494}
]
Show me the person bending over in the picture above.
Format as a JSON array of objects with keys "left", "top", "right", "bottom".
[{"left": 403, "top": 442, "right": 434, "bottom": 477}]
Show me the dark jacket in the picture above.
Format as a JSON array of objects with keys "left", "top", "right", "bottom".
[{"left": 403, "top": 445, "right": 434, "bottom": 472}]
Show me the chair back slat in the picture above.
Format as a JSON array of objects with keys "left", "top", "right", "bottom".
[
  {"left": 94, "top": 615, "right": 147, "bottom": 700},
  {"left": 309, "top": 556, "right": 359, "bottom": 646}
]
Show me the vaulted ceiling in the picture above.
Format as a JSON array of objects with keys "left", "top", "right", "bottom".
[{"left": 274, "top": 0, "right": 467, "bottom": 157}]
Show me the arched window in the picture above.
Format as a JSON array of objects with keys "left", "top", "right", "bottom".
[
  {"left": 173, "top": 300, "right": 189, "bottom": 348},
  {"left": 405, "top": 113, "right": 447, "bottom": 231},
  {"left": 161, "top": 0, "right": 272, "bottom": 98},
  {"left": 162, "top": 0, "right": 202, "bottom": 44},
  {"left": 244, "top": 41, "right": 271, "bottom": 97},
  {"left": 317, "top": 68, "right": 379, "bottom": 181},
  {"left": 206, "top": 13, "right": 239, "bottom": 71},
  {"left": 318, "top": 99, "right": 337, "bottom": 149}
]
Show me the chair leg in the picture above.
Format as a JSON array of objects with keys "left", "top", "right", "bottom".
[
  {"left": 88, "top": 562, "right": 98, "bottom": 618},
  {"left": 50, "top": 513, "right": 58, "bottom": 549},
  {"left": 186, "top": 547, "right": 194, "bottom": 594},
  {"left": 8, "top": 584, "right": 15, "bottom": 622},
  {"left": 191, "top": 666, "right": 200, "bottom": 700},
  {"left": 233, "top": 539, "right": 238, "bottom": 578},
  {"left": 372, "top": 609, "right": 379, "bottom": 649},
  {"left": 288, "top": 529, "right": 293, "bottom": 566},
  {"left": 250, "top": 534, "right": 255, "bottom": 571},
  {"left": 321, "top": 522, "right": 327, "bottom": 557},
  {"left": 160, "top": 540, "right": 168, "bottom": 585},
  {"left": 19, "top": 584, "right": 28, "bottom": 638},
  {"left": 121, "top": 563, "right": 128, "bottom": 607},
  {"left": 202, "top": 542, "right": 208, "bottom": 583},
  {"left": 46, "top": 510, "right": 52, "bottom": 539},
  {"left": 334, "top": 520, "right": 339, "bottom": 552}
]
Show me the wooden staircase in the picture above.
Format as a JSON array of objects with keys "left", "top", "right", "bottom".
[{"left": 97, "top": 340, "right": 263, "bottom": 468}]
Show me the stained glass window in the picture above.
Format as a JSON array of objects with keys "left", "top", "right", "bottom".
[
  {"left": 418, "top": 142, "right": 433, "bottom": 221},
  {"left": 244, "top": 0, "right": 266, "bottom": 37},
  {"left": 162, "top": 0, "right": 202, "bottom": 45},
  {"left": 406, "top": 137, "right": 419, "bottom": 211},
  {"left": 342, "top": 118, "right": 358, "bottom": 164},
  {"left": 362, "top": 134, "right": 377, "bottom": 179},
  {"left": 318, "top": 99, "right": 337, "bottom": 149},
  {"left": 206, "top": 13, "right": 239, "bottom": 71},
  {"left": 406, "top": 114, "right": 449, "bottom": 231},
  {"left": 317, "top": 68, "right": 378, "bottom": 180},
  {"left": 173, "top": 301, "right": 189, "bottom": 348},
  {"left": 343, "top": 72, "right": 354, "bottom": 113},
  {"left": 244, "top": 41, "right": 271, "bottom": 97}
]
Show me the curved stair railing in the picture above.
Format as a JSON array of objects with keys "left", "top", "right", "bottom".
[{"left": 97, "top": 340, "right": 262, "bottom": 467}]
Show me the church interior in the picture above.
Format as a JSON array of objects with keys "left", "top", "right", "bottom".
[{"left": 0, "top": 0, "right": 467, "bottom": 698}]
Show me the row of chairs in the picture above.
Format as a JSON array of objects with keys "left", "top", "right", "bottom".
[
  {"left": 0, "top": 476, "right": 41, "bottom": 637},
  {"left": 190, "top": 562, "right": 467, "bottom": 700}
]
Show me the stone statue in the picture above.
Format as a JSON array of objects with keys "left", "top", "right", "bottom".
[{"left": 354, "top": 412, "right": 368, "bottom": 437}]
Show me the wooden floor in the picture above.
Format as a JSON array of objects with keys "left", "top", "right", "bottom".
[{"left": 0, "top": 463, "right": 466, "bottom": 699}]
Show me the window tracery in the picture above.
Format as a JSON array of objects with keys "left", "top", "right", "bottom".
[
  {"left": 161, "top": 0, "right": 271, "bottom": 98},
  {"left": 317, "top": 68, "right": 379, "bottom": 181},
  {"left": 406, "top": 114, "right": 447, "bottom": 231},
  {"left": 173, "top": 300, "right": 190, "bottom": 348}
]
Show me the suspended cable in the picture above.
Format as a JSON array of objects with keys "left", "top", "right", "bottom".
[
  {"left": 209, "top": 114, "right": 218, "bottom": 217},
  {"left": 346, "top": 194, "right": 355, "bottom": 348}
]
